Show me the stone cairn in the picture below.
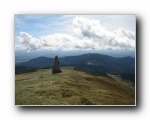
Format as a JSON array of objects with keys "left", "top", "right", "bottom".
[{"left": 52, "top": 56, "right": 62, "bottom": 74}]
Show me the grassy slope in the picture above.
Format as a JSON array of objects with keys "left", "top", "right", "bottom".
[{"left": 15, "top": 67, "right": 135, "bottom": 105}]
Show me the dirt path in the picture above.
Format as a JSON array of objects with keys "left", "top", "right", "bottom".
[
  {"left": 44, "top": 70, "right": 52, "bottom": 74},
  {"left": 15, "top": 76, "right": 39, "bottom": 82}
]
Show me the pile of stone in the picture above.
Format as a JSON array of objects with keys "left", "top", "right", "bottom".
[{"left": 52, "top": 56, "right": 62, "bottom": 74}]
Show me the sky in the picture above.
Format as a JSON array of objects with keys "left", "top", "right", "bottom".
[{"left": 15, "top": 15, "right": 136, "bottom": 53}]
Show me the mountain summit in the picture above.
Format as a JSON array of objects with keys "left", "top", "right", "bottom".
[{"left": 15, "top": 67, "right": 135, "bottom": 105}]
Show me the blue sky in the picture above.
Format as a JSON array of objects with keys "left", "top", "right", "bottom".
[
  {"left": 15, "top": 15, "right": 136, "bottom": 52},
  {"left": 15, "top": 15, "right": 73, "bottom": 38}
]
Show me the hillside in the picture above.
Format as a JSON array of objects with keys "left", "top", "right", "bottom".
[{"left": 15, "top": 67, "right": 135, "bottom": 105}]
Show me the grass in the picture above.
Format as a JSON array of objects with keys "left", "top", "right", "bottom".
[{"left": 15, "top": 67, "right": 135, "bottom": 105}]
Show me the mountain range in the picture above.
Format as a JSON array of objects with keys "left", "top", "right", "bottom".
[{"left": 16, "top": 53, "right": 135, "bottom": 83}]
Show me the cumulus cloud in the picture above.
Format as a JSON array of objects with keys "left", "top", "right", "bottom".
[
  {"left": 73, "top": 17, "right": 135, "bottom": 50},
  {"left": 41, "top": 33, "right": 83, "bottom": 50},
  {"left": 18, "top": 32, "right": 42, "bottom": 52},
  {"left": 16, "top": 17, "right": 135, "bottom": 52}
]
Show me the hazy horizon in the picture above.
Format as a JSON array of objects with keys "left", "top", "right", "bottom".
[{"left": 15, "top": 49, "right": 135, "bottom": 63}]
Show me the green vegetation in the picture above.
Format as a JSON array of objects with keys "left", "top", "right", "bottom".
[{"left": 15, "top": 67, "right": 135, "bottom": 105}]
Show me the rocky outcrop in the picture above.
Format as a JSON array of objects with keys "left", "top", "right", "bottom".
[{"left": 52, "top": 56, "right": 62, "bottom": 74}]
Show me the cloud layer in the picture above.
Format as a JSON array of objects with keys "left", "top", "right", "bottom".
[{"left": 16, "top": 17, "right": 135, "bottom": 52}]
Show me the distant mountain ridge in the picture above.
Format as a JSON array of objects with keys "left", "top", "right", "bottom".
[{"left": 16, "top": 53, "right": 135, "bottom": 75}]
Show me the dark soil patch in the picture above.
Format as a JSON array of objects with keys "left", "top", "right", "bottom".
[
  {"left": 61, "top": 90, "right": 75, "bottom": 97},
  {"left": 80, "top": 97, "right": 93, "bottom": 105}
]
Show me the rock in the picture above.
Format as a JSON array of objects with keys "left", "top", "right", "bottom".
[
  {"left": 52, "top": 56, "right": 62, "bottom": 74},
  {"left": 80, "top": 97, "right": 93, "bottom": 105},
  {"left": 61, "top": 90, "right": 74, "bottom": 97}
]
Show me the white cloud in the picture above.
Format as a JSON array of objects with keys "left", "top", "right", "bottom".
[
  {"left": 73, "top": 17, "right": 135, "bottom": 50},
  {"left": 41, "top": 33, "right": 82, "bottom": 50},
  {"left": 16, "top": 17, "right": 135, "bottom": 52},
  {"left": 18, "top": 32, "right": 42, "bottom": 52}
]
